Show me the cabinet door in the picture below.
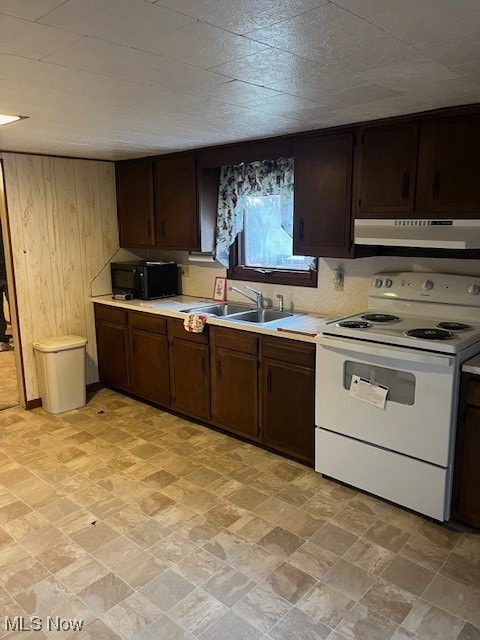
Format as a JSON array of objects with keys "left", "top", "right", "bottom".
[
  {"left": 453, "top": 403, "right": 480, "bottom": 527},
  {"left": 154, "top": 154, "right": 199, "bottom": 249},
  {"left": 130, "top": 328, "right": 170, "bottom": 406},
  {"left": 357, "top": 122, "right": 418, "bottom": 217},
  {"left": 116, "top": 159, "right": 155, "bottom": 247},
  {"left": 95, "top": 320, "right": 129, "bottom": 391},
  {"left": 170, "top": 338, "right": 210, "bottom": 419},
  {"left": 294, "top": 132, "right": 353, "bottom": 257},
  {"left": 212, "top": 347, "right": 259, "bottom": 439},
  {"left": 262, "top": 359, "right": 314, "bottom": 464},
  {"left": 420, "top": 114, "right": 480, "bottom": 214}
]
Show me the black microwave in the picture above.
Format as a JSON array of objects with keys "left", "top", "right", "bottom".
[{"left": 111, "top": 261, "right": 179, "bottom": 299}]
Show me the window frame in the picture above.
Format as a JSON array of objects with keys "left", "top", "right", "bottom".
[{"left": 227, "top": 239, "right": 318, "bottom": 287}]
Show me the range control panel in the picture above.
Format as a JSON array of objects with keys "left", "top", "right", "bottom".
[{"left": 369, "top": 272, "right": 480, "bottom": 306}]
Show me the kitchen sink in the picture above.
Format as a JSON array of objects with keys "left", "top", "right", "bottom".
[
  {"left": 225, "top": 309, "right": 296, "bottom": 324},
  {"left": 180, "top": 303, "right": 253, "bottom": 316}
]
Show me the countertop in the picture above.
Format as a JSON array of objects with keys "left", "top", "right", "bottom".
[
  {"left": 92, "top": 295, "right": 332, "bottom": 343},
  {"left": 462, "top": 354, "right": 480, "bottom": 375}
]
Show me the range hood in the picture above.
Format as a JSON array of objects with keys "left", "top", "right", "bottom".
[{"left": 355, "top": 219, "right": 480, "bottom": 250}]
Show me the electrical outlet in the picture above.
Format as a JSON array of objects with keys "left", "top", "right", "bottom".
[
  {"left": 180, "top": 264, "right": 190, "bottom": 277},
  {"left": 334, "top": 274, "right": 344, "bottom": 291}
]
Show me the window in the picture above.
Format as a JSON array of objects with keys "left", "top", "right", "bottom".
[
  {"left": 215, "top": 158, "right": 316, "bottom": 287},
  {"left": 240, "top": 194, "right": 312, "bottom": 271}
]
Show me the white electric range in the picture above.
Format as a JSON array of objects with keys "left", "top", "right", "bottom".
[{"left": 315, "top": 272, "right": 480, "bottom": 521}]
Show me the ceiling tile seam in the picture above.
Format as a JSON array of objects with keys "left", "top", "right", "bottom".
[
  {"left": 33, "top": 0, "right": 71, "bottom": 23},
  {"left": 141, "top": 22, "right": 274, "bottom": 70},
  {"left": 32, "top": 20, "right": 199, "bottom": 56},
  {"left": 180, "top": 3, "right": 334, "bottom": 42},
  {"left": 328, "top": 0, "right": 469, "bottom": 72},
  {"left": 35, "top": 34, "right": 243, "bottom": 82},
  {"left": 206, "top": 44, "right": 336, "bottom": 74},
  {"left": 26, "top": 55, "right": 197, "bottom": 91},
  {"left": 221, "top": 25, "right": 432, "bottom": 81},
  {"left": 0, "top": 9, "right": 84, "bottom": 38},
  {"left": 151, "top": 0, "right": 334, "bottom": 36},
  {"left": 232, "top": 1, "right": 453, "bottom": 83},
  {"left": 204, "top": 90, "right": 329, "bottom": 112}
]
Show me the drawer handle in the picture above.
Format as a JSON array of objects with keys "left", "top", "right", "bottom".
[
  {"left": 201, "top": 356, "right": 206, "bottom": 374},
  {"left": 217, "top": 360, "right": 222, "bottom": 377},
  {"left": 299, "top": 217, "right": 304, "bottom": 242},
  {"left": 267, "top": 370, "right": 272, "bottom": 392}
]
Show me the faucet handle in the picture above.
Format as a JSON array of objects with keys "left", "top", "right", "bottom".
[
  {"left": 245, "top": 285, "right": 262, "bottom": 295},
  {"left": 244, "top": 285, "right": 263, "bottom": 308},
  {"left": 276, "top": 294, "right": 284, "bottom": 312}
]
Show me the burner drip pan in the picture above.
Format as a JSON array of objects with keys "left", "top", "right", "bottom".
[
  {"left": 437, "top": 322, "right": 471, "bottom": 331},
  {"left": 405, "top": 328, "right": 454, "bottom": 340},
  {"left": 361, "top": 313, "right": 400, "bottom": 323},
  {"left": 338, "top": 320, "right": 372, "bottom": 329}
]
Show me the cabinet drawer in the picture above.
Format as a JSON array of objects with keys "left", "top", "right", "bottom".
[
  {"left": 262, "top": 336, "right": 315, "bottom": 368},
  {"left": 94, "top": 304, "right": 127, "bottom": 325},
  {"left": 213, "top": 327, "right": 258, "bottom": 354},
  {"left": 168, "top": 318, "right": 209, "bottom": 344},
  {"left": 128, "top": 311, "right": 167, "bottom": 335},
  {"left": 467, "top": 379, "right": 480, "bottom": 408}
]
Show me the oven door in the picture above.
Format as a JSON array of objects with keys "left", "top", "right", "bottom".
[{"left": 316, "top": 335, "right": 457, "bottom": 467}]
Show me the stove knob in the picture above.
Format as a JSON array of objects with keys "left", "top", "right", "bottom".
[
  {"left": 422, "top": 279, "right": 434, "bottom": 291},
  {"left": 374, "top": 278, "right": 383, "bottom": 288},
  {"left": 384, "top": 278, "right": 393, "bottom": 288},
  {"left": 467, "top": 283, "right": 480, "bottom": 295}
]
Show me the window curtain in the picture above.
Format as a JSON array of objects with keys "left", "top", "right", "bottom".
[{"left": 214, "top": 157, "right": 294, "bottom": 267}]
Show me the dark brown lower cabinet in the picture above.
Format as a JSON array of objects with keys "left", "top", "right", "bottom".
[
  {"left": 130, "top": 328, "right": 170, "bottom": 405},
  {"left": 210, "top": 328, "right": 259, "bottom": 439},
  {"left": 169, "top": 319, "right": 210, "bottom": 420},
  {"left": 129, "top": 312, "right": 170, "bottom": 405},
  {"left": 95, "top": 306, "right": 129, "bottom": 391},
  {"left": 261, "top": 337, "right": 315, "bottom": 465},
  {"left": 94, "top": 304, "right": 315, "bottom": 465},
  {"left": 452, "top": 374, "right": 480, "bottom": 527}
]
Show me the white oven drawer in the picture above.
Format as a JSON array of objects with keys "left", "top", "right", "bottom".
[
  {"left": 316, "top": 335, "right": 457, "bottom": 467},
  {"left": 316, "top": 429, "right": 450, "bottom": 521}
]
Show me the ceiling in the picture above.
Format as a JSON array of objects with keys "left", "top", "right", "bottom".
[{"left": 0, "top": 0, "right": 479, "bottom": 160}]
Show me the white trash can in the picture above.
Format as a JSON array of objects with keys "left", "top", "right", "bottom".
[{"left": 33, "top": 335, "right": 88, "bottom": 414}]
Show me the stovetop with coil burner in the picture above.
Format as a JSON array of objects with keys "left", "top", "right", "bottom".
[{"left": 323, "top": 272, "right": 480, "bottom": 354}]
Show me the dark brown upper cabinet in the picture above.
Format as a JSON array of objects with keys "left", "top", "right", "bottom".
[
  {"left": 356, "top": 121, "right": 419, "bottom": 217},
  {"left": 116, "top": 158, "right": 156, "bottom": 247},
  {"left": 417, "top": 113, "right": 480, "bottom": 216},
  {"left": 154, "top": 154, "right": 199, "bottom": 249},
  {"left": 117, "top": 153, "right": 213, "bottom": 251},
  {"left": 294, "top": 131, "right": 354, "bottom": 258}
]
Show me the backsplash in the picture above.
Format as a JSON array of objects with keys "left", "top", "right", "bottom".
[{"left": 136, "top": 249, "right": 480, "bottom": 318}]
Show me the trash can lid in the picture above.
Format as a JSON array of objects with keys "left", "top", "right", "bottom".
[{"left": 33, "top": 335, "right": 88, "bottom": 352}]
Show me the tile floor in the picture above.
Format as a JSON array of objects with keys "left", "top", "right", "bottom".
[
  {"left": 0, "top": 388, "right": 479, "bottom": 640},
  {"left": 0, "top": 348, "right": 19, "bottom": 411}
]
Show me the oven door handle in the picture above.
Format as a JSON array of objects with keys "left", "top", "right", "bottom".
[{"left": 318, "top": 335, "right": 454, "bottom": 368}]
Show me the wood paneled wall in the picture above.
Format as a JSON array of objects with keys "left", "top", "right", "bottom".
[{"left": 0, "top": 153, "right": 118, "bottom": 402}]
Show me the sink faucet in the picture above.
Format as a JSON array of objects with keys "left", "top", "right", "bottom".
[{"left": 228, "top": 285, "right": 264, "bottom": 309}]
